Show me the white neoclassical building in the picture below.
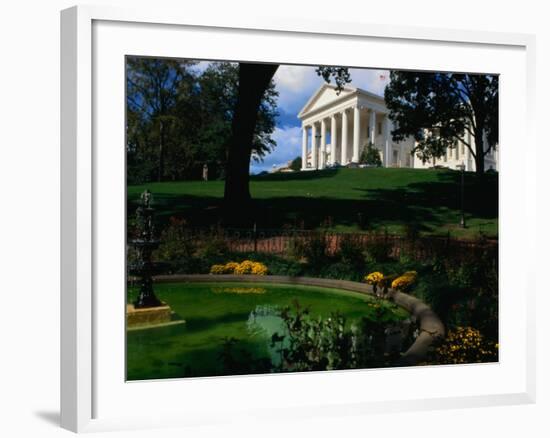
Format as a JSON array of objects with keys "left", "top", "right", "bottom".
[{"left": 298, "top": 84, "right": 498, "bottom": 172}]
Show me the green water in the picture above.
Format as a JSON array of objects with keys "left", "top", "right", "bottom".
[{"left": 126, "top": 282, "right": 409, "bottom": 380}]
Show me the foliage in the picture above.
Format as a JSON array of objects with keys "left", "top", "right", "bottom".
[
  {"left": 384, "top": 71, "right": 498, "bottom": 175},
  {"left": 365, "top": 271, "right": 384, "bottom": 284},
  {"left": 359, "top": 142, "right": 382, "bottom": 167},
  {"left": 338, "top": 234, "right": 366, "bottom": 269},
  {"left": 156, "top": 217, "right": 195, "bottom": 263},
  {"left": 431, "top": 327, "right": 498, "bottom": 364},
  {"left": 365, "top": 232, "right": 393, "bottom": 262},
  {"left": 271, "top": 301, "right": 405, "bottom": 372},
  {"left": 272, "top": 303, "right": 356, "bottom": 372},
  {"left": 235, "top": 260, "right": 269, "bottom": 275},
  {"left": 322, "top": 262, "right": 361, "bottom": 281},
  {"left": 126, "top": 58, "right": 279, "bottom": 183},
  {"left": 210, "top": 260, "right": 268, "bottom": 275},
  {"left": 315, "top": 67, "right": 352, "bottom": 93},
  {"left": 300, "top": 233, "right": 329, "bottom": 270},
  {"left": 289, "top": 156, "right": 302, "bottom": 171},
  {"left": 195, "top": 231, "right": 229, "bottom": 261},
  {"left": 391, "top": 271, "right": 418, "bottom": 292}
]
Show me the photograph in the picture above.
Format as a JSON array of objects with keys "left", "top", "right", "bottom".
[{"left": 125, "top": 56, "right": 499, "bottom": 381}]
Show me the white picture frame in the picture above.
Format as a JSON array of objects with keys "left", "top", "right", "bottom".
[{"left": 60, "top": 4, "right": 536, "bottom": 433}]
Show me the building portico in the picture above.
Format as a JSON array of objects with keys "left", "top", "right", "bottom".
[
  {"left": 298, "top": 83, "right": 497, "bottom": 172},
  {"left": 298, "top": 84, "right": 413, "bottom": 170}
]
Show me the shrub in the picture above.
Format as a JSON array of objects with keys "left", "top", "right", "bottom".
[
  {"left": 272, "top": 303, "right": 355, "bottom": 372},
  {"left": 432, "top": 326, "right": 498, "bottom": 364},
  {"left": 323, "top": 262, "right": 359, "bottom": 280},
  {"left": 156, "top": 217, "right": 195, "bottom": 264},
  {"left": 365, "top": 233, "right": 393, "bottom": 262},
  {"left": 209, "top": 264, "right": 226, "bottom": 275},
  {"left": 338, "top": 234, "right": 365, "bottom": 268},
  {"left": 391, "top": 271, "right": 418, "bottom": 292},
  {"left": 302, "top": 233, "right": 329, "bottom": 269},
  {"left": 196, "top": 232, "right": 229, "bottom": 261},
  {"left": 365, "top": 271, "right": 384, "bottom": 284},
  {"left": 364, "top": 271, "right": 384, "bottom": 295},
  {"left": 234, "top": 260, "right": 255, "bottom": 275},
  {"left": 359, "top": 141, "right": 382, "bottom": 167},
  {"left": 223, "top": 261, "right": 240, "bottom": 274},
  {"left": 210, "top": 260, "right": 269, "bottom": 276}
]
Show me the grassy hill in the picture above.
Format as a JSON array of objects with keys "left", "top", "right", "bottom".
[{"left": 128, "top": 168, "right": 498, "bottom": 239}]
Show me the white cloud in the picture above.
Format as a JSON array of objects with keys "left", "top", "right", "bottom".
[
  {"left": 272, "top": 65, "right": 390, "bottom": 116},
  {"left": 251, "top": 126, "right": 302, "bottom": 173},
  {"left": 348, "top": 68, "right": 391, "bottom": 96},
  {"left": 190, "top": 61, "right": 211, "bottom": 74},
  {"left": 273, "top": 65, "right": 324, "bottom": 115}
]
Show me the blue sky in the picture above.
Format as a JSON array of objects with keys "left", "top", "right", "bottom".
[{"left": 193, "top": 62, "right": 390, "bottom": 174}]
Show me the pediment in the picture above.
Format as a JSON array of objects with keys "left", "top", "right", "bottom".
[{"left": 298, "top": 84, "right": 355, "bottom": 118}]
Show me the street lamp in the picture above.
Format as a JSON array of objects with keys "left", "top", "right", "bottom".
[{"left": 456, "top": 163, "right": 466, "bottom": 228}]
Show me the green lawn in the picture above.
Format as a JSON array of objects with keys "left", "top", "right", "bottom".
[{"left": 128, "top": 167, "right": 498, "bottom": 239}]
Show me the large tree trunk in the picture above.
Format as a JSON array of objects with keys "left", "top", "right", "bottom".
[
  {"left": 223, "top": 63, "right": 279, "bottom": 226},
  {"left": 474, "top": 128, "right": 485, "bottom": 181},
  {"left": 157, "top": 120, "right": 164, "bottom": 182}
]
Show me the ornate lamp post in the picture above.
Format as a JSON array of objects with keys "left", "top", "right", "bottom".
[
  {"left": 130, "top": 190, "right": 163, "bottom": 308},
  {"left": 456, "top": 163, "right": 466, "bottom": 228}
]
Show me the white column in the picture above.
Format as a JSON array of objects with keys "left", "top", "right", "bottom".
[
  {"left": 301, "top": 126, "right": 308, "bottom": 170},
  {"left": 311, "top": 122, "right": 318, "bottom": 169},
  {"left": 330, "top": 114, "right": 337, "bottom": 165},
  {"left": 319, "top": 119, "right": 326, "bottom": 169},
  {"left": 369, "top": 109, "right": 376, "bottom": 145},
  {"left": 384, "top": 116, "right": 392, "bottom": 167},
  {"left": 352, "top": 106, "right": 361, "bottom": 162},
  {"left": 341, "top": 110, "right": 348, "bottom": 165}
]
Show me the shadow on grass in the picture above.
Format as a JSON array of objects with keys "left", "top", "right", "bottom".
[{"left": 127, "top": 170, "right": 498, "bottom": 235}]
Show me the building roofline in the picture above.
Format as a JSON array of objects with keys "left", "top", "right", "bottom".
[{"left": 298, "top": 83, "right": 386, "bottom": 120}]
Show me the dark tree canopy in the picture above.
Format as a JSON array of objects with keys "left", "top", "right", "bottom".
[
  {"left": 315, "top": 67, "right": 352, "bottom": 93},
  {"left": 126, "top": 58, "right": 279, "bottom": 184},
  {"left": 359, "top": 141, "right": 382, "bottom": 167},
  {"left": 384, "top": 71, "right": 498, "bottom": 176},
  {"left": 289, "top": 156, "right": 302, "bottom": 171}
]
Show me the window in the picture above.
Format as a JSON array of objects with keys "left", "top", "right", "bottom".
[{"left": 377, "top": 122, "right": 382, "bottom": 135}]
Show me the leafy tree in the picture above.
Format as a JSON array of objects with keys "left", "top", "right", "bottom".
[
  {"left": 289, "top": 156, "right": 302, "bottom": 171},
  {"left": 126, "top": 59, "right": 279, "bottom": 184},
  {"left": 359, "top": 141, "right": 382, "bottom": 167},
  {"left": 126, "top": 57, "right": 197, "bottom": 182},
  {"left": 223, "top": 64, "right": 351, "bottom": 225},
  {"left": 384, "top": 72, "right": 498, "bottom": 178}
]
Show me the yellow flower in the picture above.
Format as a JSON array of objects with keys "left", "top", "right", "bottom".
[
  {"left": 210, "top": 264, "right": 226, "bottom": 275},
  {"left": 250, "top": 262, "right": 268, "bottom": 275},
  {"left": 234, "top": 260, "right": 268, "bottom": 275},
  {"left": 391, "top": 271, "right": 418, "bottom": 291},
  {"left": 365, "top": 272, "right": 384, "bottom": 285},
  {"left": 224, "top": 262, "right": 240, "bottom": 274}
]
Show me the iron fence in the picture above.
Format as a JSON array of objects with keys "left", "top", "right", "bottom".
[{"left": 179, "top": 227, "right": 497, "bottom": 263}]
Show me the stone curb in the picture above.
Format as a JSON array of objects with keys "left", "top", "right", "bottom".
[{"left": 151, "top": 274, "right": 445, "bottom": 365}]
